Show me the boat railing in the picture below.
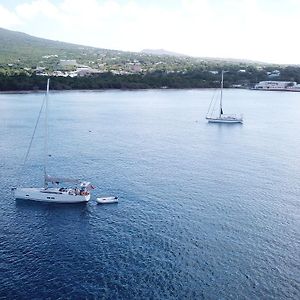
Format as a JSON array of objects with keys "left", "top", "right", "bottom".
[{"left": 222, "top": 113, "right": 243, "bottom": 119}]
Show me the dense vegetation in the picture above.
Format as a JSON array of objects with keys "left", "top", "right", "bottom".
[
  {"left": 2, "top": 66, "right": 300, "bottom": 91},
  {"left": 0, "top": 73, "right": 219, "bottom": 90},
  {"left": 1, "top": 27, "right": 300, "bottom": 91}
]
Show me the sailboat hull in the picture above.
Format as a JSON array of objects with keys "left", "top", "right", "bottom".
[
  {"left": 15, "top": 188, "right": 90, "bottom": 203},
  {"left": 206, "top": 117, "right": 243, "bottom": 124}
]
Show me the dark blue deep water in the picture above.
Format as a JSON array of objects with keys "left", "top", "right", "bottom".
[{"left": 0, "top": 89, "right": 299, "bottom": 299}]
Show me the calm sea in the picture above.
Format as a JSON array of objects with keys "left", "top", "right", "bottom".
[{"left": 0, "top": 89, "right": 299, "bottom": 299}]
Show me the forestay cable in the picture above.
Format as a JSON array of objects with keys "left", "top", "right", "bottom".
[{"left": 21, "top": 95, "right": 46, "bottom": 170}]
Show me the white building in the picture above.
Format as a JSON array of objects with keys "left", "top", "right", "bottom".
[
  {"left": 60, "top": 60, "right": 77, "bottom": 67},
  {"left": 52, "top": 71, "right": 68, "bottom": 77},
  {"left": 267, "top": 70, "right": 280, "bottom": 78},
  {"left": 254, "top": 81, "right": 296, "bottom": 90}
]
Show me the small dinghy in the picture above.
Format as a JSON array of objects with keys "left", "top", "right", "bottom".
[{"left": 96, "top": 196, "right": 118, "bottom": 204}]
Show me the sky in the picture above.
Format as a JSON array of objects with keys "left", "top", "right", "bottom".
[{"left": 0, "top": 0, "right": 299, "bottom": 64}]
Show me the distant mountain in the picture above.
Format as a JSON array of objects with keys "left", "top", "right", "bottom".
[{"left": 141, "top": 49, "right": 189, "bottom": 57}]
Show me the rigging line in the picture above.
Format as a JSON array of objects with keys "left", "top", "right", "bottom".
[
  {"left": 22, "top": 95, "right": 46, "bottom": 167},
  {"left": 211, "top": 89, "right": 220, "bottom": 116},
  {"left": 15, "top": 94, "right": 46, "bottom": 188},
  {"left": 206, "top": 88, "right": 218, "bottom": 117}
]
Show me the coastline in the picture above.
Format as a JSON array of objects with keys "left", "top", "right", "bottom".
[
  {"left": 0, "top": 87, "right": 244, "bottom": 94},
  {"left": 0, "top": 73, "right": 243, "bottom": 92}
]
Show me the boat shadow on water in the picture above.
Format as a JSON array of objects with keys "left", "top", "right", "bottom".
[
  {"left": 15, "top": 198, "right": 91, "bottom": 215},
  {"left": 207, "top": 122, "right": 243, "bottom": 126}
]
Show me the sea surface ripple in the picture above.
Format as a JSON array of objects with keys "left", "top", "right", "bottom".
[{"left": 0, "top": 89, "right": 299, "bottom": 299}]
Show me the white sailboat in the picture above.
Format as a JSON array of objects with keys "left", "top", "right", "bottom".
[
  {"left": 206, "top": 71, "right": 243, "bottom": 123},
  {"left": 14, "top": 79, "right": 93, "bottom": 203}
]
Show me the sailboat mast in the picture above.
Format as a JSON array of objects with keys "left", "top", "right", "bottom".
[
  {"left": 44, "top": 78, "right": 50, "bottom": 188},
  {"left": 219, "top": 70, "right": 224, "bottom": 118}
]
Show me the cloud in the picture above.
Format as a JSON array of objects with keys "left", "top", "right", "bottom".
[
  {"left": 1, "top": 0, "right": 300, "bottom": 63},
  {"left": 16, "top": 0, "right": 59, "bottom": 19},
  {"left": 0, "top": 5, "right": 21, "bottom": 28}
]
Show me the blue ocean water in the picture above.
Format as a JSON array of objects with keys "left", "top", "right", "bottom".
[{"left": 0, "top": 89, "right": 299, "bottom": 299}]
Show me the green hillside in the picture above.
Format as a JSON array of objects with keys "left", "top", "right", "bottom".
[
  {"left": 0, "top": 27, "right": 123, "bottom": 68},
  {"left": 0, "top": 28, "right": 64, "bottom": 63},
  {"left": 0, "top": 27, "right": 264, "bottom": 70}
]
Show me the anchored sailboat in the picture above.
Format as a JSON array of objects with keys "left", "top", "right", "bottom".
[
  {"left": 14, "top": 79, "right": 93, "bottom": 203},
  {"left": 206, "top": 71, "right": 243, "bottom": 123}
]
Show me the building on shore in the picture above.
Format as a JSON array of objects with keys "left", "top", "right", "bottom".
[
  {"left": 59, "top": 60, "right": 77, "bottom": 67},
  {"left": 254, "top": 81, "right": 300, "bottom": 91}
]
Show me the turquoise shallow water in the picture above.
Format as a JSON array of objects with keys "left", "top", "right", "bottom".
[{"left": 0, "top": 89, "right": 299, "bottom": 299}]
